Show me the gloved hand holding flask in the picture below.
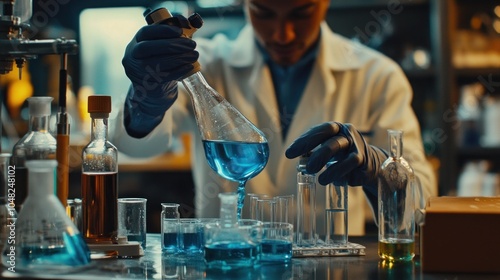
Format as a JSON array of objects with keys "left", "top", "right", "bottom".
[
  {"left": 121, "top": 15, "right": 199, "bottom": 137},
  {"left": 285, "top": 122, "right": 388, "bottom": 197}
]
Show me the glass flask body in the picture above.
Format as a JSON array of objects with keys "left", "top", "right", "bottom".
[
  {"left": 378, "top": 130, "right": 415, "bottom": 262},
  {"left": 11, "top": 97, "right": 56, "bottom": 211},
  {"left": 81, "top": 96, "right": 118, "bottom": 244},
  {"left": 4, "top": 160, "right": 90, "bottom": 272},
  {"left": 182, "top": 72, "right": 269, "bottom": 220}
]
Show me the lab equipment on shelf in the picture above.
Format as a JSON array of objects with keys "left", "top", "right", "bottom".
[
  {"left": 143, "top": 7, "right": 269, "bottom": 219},
  {"left": 378, "top": 129, "right": 415, "bottom": 262}
]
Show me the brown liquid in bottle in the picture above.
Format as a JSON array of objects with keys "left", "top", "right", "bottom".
[{"left": 82, "top": 172, "right": 118, "bottom": 243}]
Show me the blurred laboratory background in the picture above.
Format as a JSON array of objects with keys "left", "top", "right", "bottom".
[{"left": 1, "top": 0, "right": 500, "bottom": 233}]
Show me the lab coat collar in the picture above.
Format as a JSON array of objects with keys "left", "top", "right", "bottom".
[{"left": 227, "top": 22, "right": 367, "bottom": 71}]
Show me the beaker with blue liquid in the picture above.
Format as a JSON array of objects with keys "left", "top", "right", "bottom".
[{"left": 204, "top": 193, "right": 262, "bottom": 270}]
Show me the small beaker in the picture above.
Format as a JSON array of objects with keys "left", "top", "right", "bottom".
[
  {"left": 325, "top": 181, "right": 348, "bottom": 245},
  {"left": 118, "top": 198, "right": 147, "bottom": 248},
  {"left": 178, "top": 218, "right": 204, "bottom": 256},
  {"left": 275, "top": 195, "right": 294, "bottom": 225},
  {"left": 261, "top": 222, "right": 293, "bottom": 263},
  {"left": 255, "top": 197, "right": 276, "bottom": 223},
  {"left": 161, "top": 203, "right": 180, "bottom": 253},
  {"left": 247, "top": 193, "right": 269, "bottom": 220}
]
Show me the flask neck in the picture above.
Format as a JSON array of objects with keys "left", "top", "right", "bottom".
[
  {"left": 29, "top": 114, "right": 50, "bottom": 133},
  {"left": 388, "top": 130, "right": 403, "bottom": 159},
  {"left": 181, "top": 71, "right": 208, "bottom": 95},
  {"left": 28, "top": 168, "right": 54, "bottom": 197},
  {"left": 90, "top": 116, "right": 108, "bottom": 142}
]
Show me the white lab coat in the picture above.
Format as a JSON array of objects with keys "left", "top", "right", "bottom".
[{"left": 111, "top": 22, "right": 437, "bottom": 235}]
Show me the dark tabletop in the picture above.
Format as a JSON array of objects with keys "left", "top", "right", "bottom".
[{"left": 2, "top": 234, "right": 500, "bottom": 280}]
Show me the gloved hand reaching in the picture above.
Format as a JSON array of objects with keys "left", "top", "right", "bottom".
[
  {"left": 122, "top": 15, "right": 199, "bottom": 137},
  {"left": 285, "top": 122, "right": 388, "bottom": 195}
]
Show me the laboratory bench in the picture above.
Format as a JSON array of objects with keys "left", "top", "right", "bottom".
[{"left": 2, "top": 234, "right": 500, "bottom": 280}]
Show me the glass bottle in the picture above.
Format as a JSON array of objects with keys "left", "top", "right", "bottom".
[
  {"left": 81, "top": 95, "right": 118, "bottom": 244},
  {"left": 378, "top": 130, "right": 415, "bottom": 262},
  {"left": 0, "top": 153, "right": 17, "bottom": 251},
  {"left": 161, "top": 203, "right": 180, "bottom": 253},
  {"left": 4, "top": 160, "right": 90, "bottom": 272},
  {"left": 144, "top": 7, "right": 269, "bottom": 220},
  {"left": 296, "top": 153, "right": 317, "bottom": 247},
  {"left": 11, "top": 96, "right": 57, "bottom": 212}
]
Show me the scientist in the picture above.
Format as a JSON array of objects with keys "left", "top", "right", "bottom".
[{"left": 113, "top": 0, "right": 437, "bottom": 235}]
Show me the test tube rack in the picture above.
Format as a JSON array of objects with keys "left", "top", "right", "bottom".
[{"left": 292, "top": 240, "right": 366, "bottom": 258}]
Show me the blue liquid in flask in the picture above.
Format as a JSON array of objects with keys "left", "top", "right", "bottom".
[
  {"left": 203, "top": 140, "right": 269, "bottom": 218},
  {"left": 162, "top": 232, "right": 179, "bottom": 253}
]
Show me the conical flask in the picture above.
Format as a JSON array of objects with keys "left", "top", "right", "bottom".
[
  {"left": 144, "top": 8, "right": 269, "bottom": 219},
  {"left": 11, "top": 96, "right": 57, "bottom": 211},
  {"left": 6, "top": 160, "right": 90, "bottom": 272},
  {"left": 378, "top": 130, "right": 415, "bottom": 262}
]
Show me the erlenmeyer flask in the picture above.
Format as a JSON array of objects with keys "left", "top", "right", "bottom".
[
  {"left": 144, "top": 8, "right": 269, "bottom": 219},
  {"left": 6, "top": 160, "right": 90, "bottom": 272}
]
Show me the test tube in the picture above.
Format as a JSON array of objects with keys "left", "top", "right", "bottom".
[
  {"left": 325, "top": 181, "right": 348, "bottom": 245},
  {"left": 275, "top": 195, "right": 294, "bottom": 225},
  {"left": 296, "top": 154, "right": 317, "bottom": 247},
  {"left": 256, "top": 197, "right": 276, "bottom": 222}
]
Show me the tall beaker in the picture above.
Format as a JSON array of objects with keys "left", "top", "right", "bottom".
[
  {"left": 6, "top": 160, "right": 90, "bottom": 272},
  {"left": 144, "top": 8, "right": 269, "bottom": 219},
  {"left": 378, "top": 130, "right": 415, "bottom": 262}
]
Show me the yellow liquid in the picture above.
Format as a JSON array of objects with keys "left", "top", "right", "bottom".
[{"left": 378, "top": 239, "right": 415, "bottom": 262}]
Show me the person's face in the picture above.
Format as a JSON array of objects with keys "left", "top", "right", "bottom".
[{"left": 245, "top": 0, "right": 330, "bottom": 66}]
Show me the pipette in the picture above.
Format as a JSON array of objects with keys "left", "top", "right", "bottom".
[{"left": 56, "top": 53, "right": 70, "bottom": 207}]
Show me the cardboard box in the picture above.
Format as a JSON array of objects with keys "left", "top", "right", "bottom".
[{"left": 420, "top": 196, "right": 500, "bottom": 273}]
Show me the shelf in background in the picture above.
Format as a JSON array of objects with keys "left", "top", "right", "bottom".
[
  {"left": 330, "top": 0, "right": 429, "bottom": 9},
  {"left": 458, "top": 147, "right": 500, "bottom": 160},
  {"left": 454, "top": 67, "right": 500, "bottom": 78}
]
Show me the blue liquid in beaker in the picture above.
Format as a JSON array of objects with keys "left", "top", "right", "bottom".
[
  {"left": 261, "top": 240, "right": 293, "bottom": 262},
  {"left": 181, "top": 231, "right": 204, "bottom": 254},
  {"left": 204, "top": 241, "right": 260, "bottom": 269},
  {"left": 162, "top": 232, "right": 179, "bottom": 253}
]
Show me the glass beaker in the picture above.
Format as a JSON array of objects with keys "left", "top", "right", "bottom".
[
  {"left": 6, "top": 160, "right": 90, "bottom": 272},
  {"left": 144, "top": 7, "right": 269, "bottom": 220},
  {"left": 296, "top": 153, "right": 317, "bottom": 247},
  {"left": 378, "top": 130, "right": 415, "bottom": 262},
  {"left": 161, "top": 203, "right": 180, "bottom": 253}
]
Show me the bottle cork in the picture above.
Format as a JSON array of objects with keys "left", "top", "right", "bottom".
[{"left": 88, "top": 95, "right": 111, "bottom": 114}]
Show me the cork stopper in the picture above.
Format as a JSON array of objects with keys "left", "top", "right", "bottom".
[{"left": 88, "top": 95, "right": 111, "bottom": 118}]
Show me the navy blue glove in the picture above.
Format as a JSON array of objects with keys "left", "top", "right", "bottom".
[
  {"left": 122, "top": 18, "right": 199, "bottom": 137},
  {"left": 285, "top": 122, "right": 388, "bottom": 194}
]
